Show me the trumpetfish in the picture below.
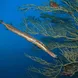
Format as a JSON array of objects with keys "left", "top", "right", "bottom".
[{"left": 0, "top": 20, "right": 57, "bottom": 58}]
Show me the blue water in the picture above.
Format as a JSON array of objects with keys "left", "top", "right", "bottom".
[
  {"left": 0, "top": 0, "right": 48, "bottom": 78},
  {"left": 0, "top": 0, "right": 78, "bottom": 78}
]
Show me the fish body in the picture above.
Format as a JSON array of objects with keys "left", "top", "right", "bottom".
[{"left": 0, "top": 20, "right": 57, "bottom": 58}]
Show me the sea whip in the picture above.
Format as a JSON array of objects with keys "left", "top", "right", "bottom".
[{"left": 0, "top": 20, "right": 57, "bottom": 58}]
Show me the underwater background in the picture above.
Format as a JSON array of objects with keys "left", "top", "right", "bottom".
[{"left": 0, "top": 0, "right": 78, "bottom": 78}]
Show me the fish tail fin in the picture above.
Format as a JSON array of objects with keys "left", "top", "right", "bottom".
[{"left": 0, "top": 20, "right": 3, "bottom": 24}]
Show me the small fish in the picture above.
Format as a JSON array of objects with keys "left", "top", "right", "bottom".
[
  {"left": 61, "top": 62, "right": 78, "bottom": 76},
  {"left": 50, "top": 1, "right": 59, "bottom": 8},
  {"left": 76, "top": 7, "right": 78, "bottom": 12},
  {"left": 68, "top": 11, "right": 73, "bottom": 15}
]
